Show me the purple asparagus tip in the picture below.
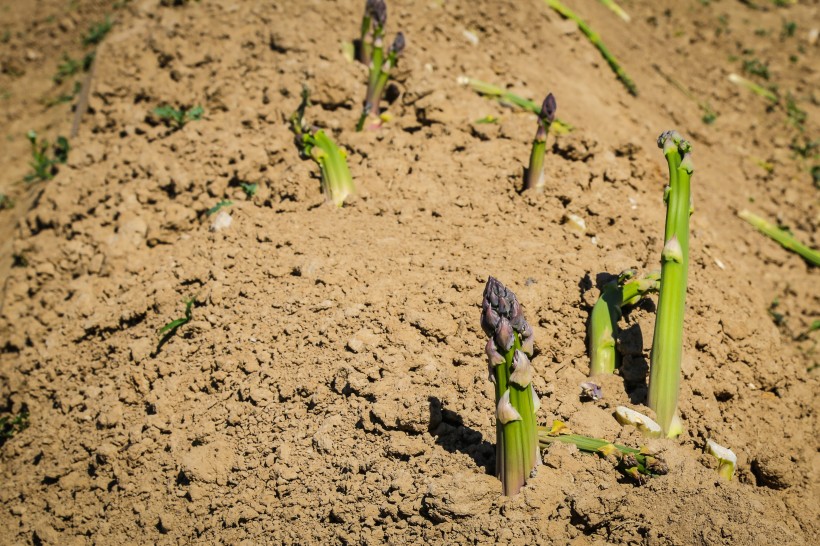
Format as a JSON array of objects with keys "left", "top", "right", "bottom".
[
  {"left": 541, "top": 93, "right": 557, "bottom": 124},
  {"left": 368, "top": 0, "right": 387, "bottom": 28},
  {"left": 391, "top": 32, "right": 405, "bottom": 56},
  {"left": 481, "top": 277, "right": 533, "bottom": 353}
]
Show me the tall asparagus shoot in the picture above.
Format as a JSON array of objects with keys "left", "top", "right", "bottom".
[
  {"left": 524, "top": 94, "right": 557, "bottom": 192},
  {"left": 289, "top": 87, "right": 355, "bottom": 207},
  {"left": 589, "top": 270, "right": 660, "bottom": 376},
  {"left": 648, "top": 131, "right": 694, "bottom": 438},
  {"left": 481, "top": 277, "right": 539, "bottom": 496},
  {"left": 356, "top": 1, "right": 404, "bottom": 131}
]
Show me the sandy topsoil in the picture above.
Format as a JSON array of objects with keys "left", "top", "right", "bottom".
[{"left": 0, "top": 0, "right": 818, "bottom": 544}]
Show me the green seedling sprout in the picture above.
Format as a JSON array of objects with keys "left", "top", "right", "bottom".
[
  {"left": 157, "top": 297, "right": 195, "bottom": 349},
  {"left": 589, "top": 269, "right": 660, "bottom": 376},
  {"left": 290, "top": 87, "right": 355, "bottom": 207},
  {"left": 206, "top": 200, "right": 233, "bottom": 216},
  {"left": 539, "top": 421, "right": 668, "bottom": 484},
  {"left": 728, "top": 73, "right": 778, "bottom": 102},
  {"left": 544, "top": 0, "right": 638, "bottom": 96},
  {"left": 738, "top": 210, "right": 820, "bottom": 266},
  {"left": 458, "top": 77, "right": 572, "bottom": 133},
  {"left": 154, "top": 105, "right": 204, "bottom": 129},
  {"left": 83, "top": 16, "right": 113, "bottom": 46},
  {"left": 0, "top": 410, "right": 29, "bottom": 446},
  {"left": 647, "top": 131, "right": 694, "bottom": 438},
  {"left": 240, "top": 182, "right": 258, "bottom": 198},
  {"left": 0, "top": 194, "right": 13, "bottom": 210},
  {"left": 24, "top": 131, "right": 69, "bottom": 183},
  {"left": 598, "top": 0, "right": 630, "bottom": 22},
  {"left": 524, "top": 93, "right": 557, "bottom": 192},
  {"left": 357, "top": 15, "right": 405, "bottom": 133},
  {"left": 481, "top": 277, "right": 540, "bottom": 496}
]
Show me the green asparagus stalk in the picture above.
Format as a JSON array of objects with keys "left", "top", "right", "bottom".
[
  {"left": 589, "top": 270, "right": 660, "bottom": 376},
  {"left": 524, "top": 94, "right": 557, "bottom": 192},
  {"left": 544, "top": 0, "right": 638, "bottom": 96},
  {"left": 728, "top": 73, "right": 778, "bottom": 103},
  {"left": 538, "top": 422, "right": 668, "bottom": 483},
  {"left": 482, "top": 277, "right": 539, "bottom": 496},
  {"left": 357, "top": 0, "right": 384, "bottom": 65},
  {"left": 458, "top": 77, "right": 572, "bottom": 134},
  {"left": 356, "top": 2, "right": 403, "bottom": 131},
  {"left": 289, "top": 87, "right": 355, "bottom": 207},
  {"left": 647, "top": 131, "right": 693, "bottom": 438},
  {"left": 357, "top": 32, "right": 405, "bottom": 131},
  {"left": 738, "top": 210, "right": 820, "bottom": 266}
]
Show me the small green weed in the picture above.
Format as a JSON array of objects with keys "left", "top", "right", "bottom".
[
  {"left": 0, "top": 194, "right": 13, "bottom": 210},
  {"left": 157, "top": 297, "right": 195, "bottom": 349},
  {"left": 53, "top": 52, "right": 95, "bottom": 84},
  {"left": 24, "top": 131, "right": 69, "bottom": 183},
  {"left": 240, "top": 182, "right": 258, "bottom": 198},
  {"left": 742, "top": 58, "right": 770, "bottom": 80},
  {"left": 0, "top": 410, "right": 29, "bottom": 446},
  {"left": 83, "top": 17, "right": 112, "bottom": 46},
  {"left": 781, "top": 21, "right": 796, "bottom": 38},
  {"left": 153, "top": 104, "right": 204, "bottom": 128},
  {"left": 207, "top": 200, "right": 232, "bottom": 216}
]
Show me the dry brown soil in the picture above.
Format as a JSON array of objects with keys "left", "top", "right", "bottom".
[{"left": 0, "top": 0, "right": 818, "bottom": 544}]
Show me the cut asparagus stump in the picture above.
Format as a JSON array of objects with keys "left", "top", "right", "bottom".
[
  {"left": 589, "top": 269, "right": 660, "bottom": 376},
  {"left": 481, "top": 277, "right": 539, "bottom": 496},
  {"left": 738, "top": 210, "right": 820, "bottom": 267},
  {"left": 524, "top": 94, "right": 557, "bottom": 192},
  {"left": 647, "top": 131, "right": 693, "bottom": 438},
  {"left": 538, "top": 421, "right": 668, "bottom": 484},
  {"left": 289, "top": 87, "right": 355, "bottom": 207}
]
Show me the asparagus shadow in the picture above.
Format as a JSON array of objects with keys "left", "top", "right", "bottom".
[{"left": 428, "top": 397, "right": 495, "bottom": 475}]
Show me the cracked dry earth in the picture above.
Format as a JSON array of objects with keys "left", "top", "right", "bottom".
[{"left": 0, "top": 0, "right": 818, "bottom": 544}]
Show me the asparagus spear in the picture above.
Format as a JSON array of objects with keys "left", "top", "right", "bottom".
[
  {"left": 458, "top": 77, "right": 572, "bottom": 134},
  {"left": 289, "top": 87, "right": 355, "bottom": 207},
  {"left": 357, "top": 0, "right": 385, "bottom": 65},
  {"left": 589, "top": 270, "right": 660, "bottom": 376},
  {"left": 481, "top": 277, "right": 539, "bottom": 496},
  {"left": 357, "top": 32, "right": 405, "bottom": 131},
  {"left": 544, "top": 0, "right": 638, "bottom": 96},
  {"left": 538, "top": 421, "right": 668, "bottom": 483},
  {"left": 738, "top": 210, "right": 820, "bottom": 266},
  {"left": 524, "top": 94, "right": 557, "bottom": 192},
  {"left": 647, "top": 131, "right": 693, "bottom": 438}
]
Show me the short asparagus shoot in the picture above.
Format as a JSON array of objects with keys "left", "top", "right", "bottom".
[
  {"left": 648, "top": 131, "right": 694, "bottom": 438},
  {"left": 524, "top": 94, "right": 556, "bottom": 192},
  {"left": 356, "top": 1, "right": 404, "bottom": 131},
  {"left": 738, "top": 210, "right": 820, "bottom": 266},
  {"left": 481, "top": 277, "right": 539, "bottom": 496},
  {"left": 289, "top": 87, "right": 355, "bottom": 207},
  {"left": 589, "top": 269, "right": 659, "bottom": 376}
]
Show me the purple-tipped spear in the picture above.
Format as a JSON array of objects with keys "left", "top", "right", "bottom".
[
  {"left": 358, "top": 0, "right": 387, "bottom": 65},
  {"left": 524, "top": 93, "right": 556, "bottom": 192},
  {"left": 481, "top": 277, "right": 539, "bottom": 496},
  {"left": 357, "top": 31, "right": 405, "bottom": 131}
]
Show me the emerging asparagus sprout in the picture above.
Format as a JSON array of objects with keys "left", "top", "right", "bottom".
[
  {"left": 544, "top": 0, "right": 638, "bottom": 96},
  {"left": 458, "top": 77, "right": 572, "bottom": 133},
  {"left": 648, "top": 131, "right": 694, "bottom": 438},
  {"left": 589, "top": 269, "right": 660, "bottom": 376},
  {"left": 481, "top": 277, "right": 539, "bottom": 496},
  {"left": 538, "top": 421, "right": 668, "bottom": 484},
  {"left": 705, "top": 439, "right": 736, "bottom": 480},
  {"left": 289, "top": 87, "right": 355, "bottom": 207},
  {"left": 738, "top": 210, "right": 820, "bottom": 267},
  {"left": 524, "top": 94, "right": 557, "bottom": 192},
  {"left": 356, "top": 0, "right": 386, "bottom": 65},
  {"left": 614, "top": 406, "right": 663, "bottom": 438},
  {"left": 356, "top": 1, "right": 404, "bottom": 131}
]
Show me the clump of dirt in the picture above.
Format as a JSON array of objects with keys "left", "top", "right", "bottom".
[{"left": 0, "top": 0, "right": 817, "bottom": 544}]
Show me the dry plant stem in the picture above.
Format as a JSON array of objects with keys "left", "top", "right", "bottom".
[
  {"left": 589, "top": 270, "right": 659, "bottom": 376},
  {"left": 738, "top": 210, "right": 820, "bottom": 267},
  {"left": 544, "top": 0, "right": 638, "bottom": 96},
  {"left": 648, "top": 131, "right": 693, "bottom": 438},
  {"left": 460, "top": 78, "right": 572, "bottom": 133},
  {"left": 524, "top": 94, "right": 556, "bottom": 192},
  {"left": 728, "top": 73, "right": 778, "bottom": 102},
  {"left": 482, "top": 277, "right": 538, "bottom": 496}
]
